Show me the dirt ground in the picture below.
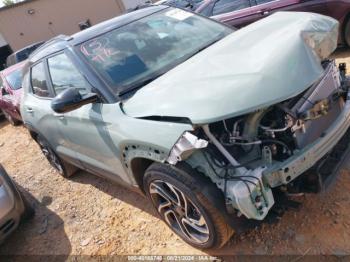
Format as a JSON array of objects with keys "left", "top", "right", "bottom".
[{"left": 1, "top": 49, "right": 350, "bottom": 259}]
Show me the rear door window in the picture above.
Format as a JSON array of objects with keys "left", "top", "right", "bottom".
[
  {"left": 31, "top": 62, "right": 51, "bottom": 98},
  {"left": 212, "top": 0, "right": 250, "bottom": 15},
  {"left": 198, "top": 3, "right": 215, "bottom": 16},
  {"left": 48, "top": 53, "right": 91, "bottom": 96}
]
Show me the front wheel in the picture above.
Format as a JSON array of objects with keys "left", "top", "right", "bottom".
[{"left": 143, "top": 163, "right": 233, "bottom": 249}]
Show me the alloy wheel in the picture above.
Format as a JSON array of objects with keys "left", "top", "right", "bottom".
[{"left": 149, "top": 180, "right": 210, "bottom": 244}]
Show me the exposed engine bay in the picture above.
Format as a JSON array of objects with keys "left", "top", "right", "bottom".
[
  {"left": 178, "top": 60, "right": 350, "bottom": 220},
  {"left": 207, "top": 60, "right": 344, "bottom": 169}
]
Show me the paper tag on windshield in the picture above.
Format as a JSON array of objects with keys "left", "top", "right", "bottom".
[{"left": 165, "top": 9, "right": 193, "bottom": 21}]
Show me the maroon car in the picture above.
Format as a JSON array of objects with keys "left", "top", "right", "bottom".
[
  {"left": 0, "top": 61, "right": 26, "bottom": 125},
  {"left": 196, "top": 0, "right": 350, "bottom": 46}
]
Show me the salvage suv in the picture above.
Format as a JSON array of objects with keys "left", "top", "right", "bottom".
[{"left": 21, "top": 6, "right": 349, "bottom": 249}]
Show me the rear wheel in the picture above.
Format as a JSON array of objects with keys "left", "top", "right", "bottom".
[
  {"left": 36, "top": 135, "right": 77, "bottom": 178},
  {"left": 3, "top": 111, "right": 20, "bottom": 126},
  {"left": 143, "top": 163, "right": 234, "bottom": 249}
]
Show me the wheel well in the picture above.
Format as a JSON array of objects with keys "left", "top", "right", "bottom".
[
  {"left": 130, "top": 158, "right": 154, "bottom": 193},
  {"left": 29, "top": 130, "right": 38, "bottom": 141}
]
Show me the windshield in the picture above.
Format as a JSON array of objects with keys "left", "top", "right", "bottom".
[
  {"left": 5, "top": 68, "right": 23, "bottom": 90},
  {"left": 79, "top": 8, "right": 232, "bottom": 95}
]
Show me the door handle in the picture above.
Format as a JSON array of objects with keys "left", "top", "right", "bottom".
[
  {"left": 26, "top": 108, "right": 34, "bottom": 113},
  {"left": 261, "top": 10, "right": 270, "bottom": 16},
  {"left": 54, "top": 113, "right": 65, "bottom": 119}
]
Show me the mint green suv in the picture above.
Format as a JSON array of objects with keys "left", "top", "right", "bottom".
[{"left": 21, "top": 6, "right": 349, "bottom": 249}]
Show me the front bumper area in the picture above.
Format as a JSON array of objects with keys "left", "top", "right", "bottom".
[
  {"left": 264, "top": 92, "right": 350, "bottom": 188},
  {"left": 0, "top": 165, "right": 25, "bottom": 244},
  {"left": 308, "top": 126, "right": 350, "bottom": 192}
]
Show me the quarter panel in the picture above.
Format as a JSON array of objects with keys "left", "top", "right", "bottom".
[{"left": 61, "top": 103, "right": 192, "bottom": 186}]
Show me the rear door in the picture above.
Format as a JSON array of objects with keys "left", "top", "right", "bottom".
[
  {"left": 46, "top": 51, "right": 129, "bottom": 183},
  {"left": 22, "top": 61, "right": 65, "bottom": 157}
]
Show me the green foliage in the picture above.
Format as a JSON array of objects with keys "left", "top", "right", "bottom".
[{"left": 3, "top": 0, "right": 15, "bottom": 6}]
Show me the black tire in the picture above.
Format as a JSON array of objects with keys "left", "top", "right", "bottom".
[
  {"left": 345, "top": 18, "right": 350, "bottom": 47},
  {"left": 143, "top": 163, "right": 234, "bottom": 250},
  {"left": 36, "top": 135, "right": 77, "bottom": 178},
  {"left": 3, "top": 111, "right": 21, "bottom": 126}
]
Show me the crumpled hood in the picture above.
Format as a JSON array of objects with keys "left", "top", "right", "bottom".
[{"left": 123, "top": 12, "right": 339, "bottom": 124}]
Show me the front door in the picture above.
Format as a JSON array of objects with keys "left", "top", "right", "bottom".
[{"left": 46, "top": 52, "right": 130, "bottom": 184}]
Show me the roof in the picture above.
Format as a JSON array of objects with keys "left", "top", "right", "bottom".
[{"left": 29, "top": 5, "right": 169, "bottom": 63}]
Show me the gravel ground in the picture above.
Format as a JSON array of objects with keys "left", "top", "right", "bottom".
[{"left": 0, "top": 49, "right": 350, "bottom": 258}]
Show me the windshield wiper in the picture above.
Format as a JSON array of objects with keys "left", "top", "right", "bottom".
[
  {"left": 184, "top": 36, "right": 223, "bottom": 61},
  {"left": 118, "top": 74, "right": 164, "bottom": 97}
]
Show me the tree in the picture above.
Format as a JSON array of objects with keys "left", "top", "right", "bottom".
[{"left": 3, "top": 0, "right": 15, "bottom": 6}]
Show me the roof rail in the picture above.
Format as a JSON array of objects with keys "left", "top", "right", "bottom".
[{"left": 30, "top": 34, "right": 72, "bottom": 57}]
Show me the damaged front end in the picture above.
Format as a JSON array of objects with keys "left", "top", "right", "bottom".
[{"left": 168, "top": 61, "right": 350, "bottom": 221}]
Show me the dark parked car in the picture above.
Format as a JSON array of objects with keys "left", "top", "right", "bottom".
[
  {"left": 196, "top": 0, "right": 350, "bottom": 46},
  {"left": 0, "top": 61, "right": 26, "bottom": 125},
  {"left": 6, "top": 41, "right": 44, "bottom": 68},
  {"left": 0, "top": 165, "right": 33, "bottom": 244}
]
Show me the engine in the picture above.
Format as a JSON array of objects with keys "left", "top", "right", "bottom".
[{"left": 207, "top": 60, "right": 346, "bottom": 169}]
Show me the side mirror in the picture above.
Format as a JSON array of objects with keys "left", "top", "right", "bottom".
[{"left": 51, "top": 87, "right": 99, "bottom": 113}]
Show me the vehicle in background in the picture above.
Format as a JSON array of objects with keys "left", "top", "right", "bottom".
[
  {"left": 0, "top": 164, "right": 34, "bottom": 244},
  {"left": 21, "top": 6, "right": 349, "bottom": 249},
  {"left": 195, "top": 0, "right": 350, "bottom": 46},
  {"left": 0, "top": 61, "right": 27, "bottom": 125},
  {"left": 6, "top": 41, "right": 44, "bottom": 68},
  {"left": 128, "top": 0, "right": 203, "bottom": 12},
  {"left": 154, "top": 0, "right": 204, "bottom": 11}
]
